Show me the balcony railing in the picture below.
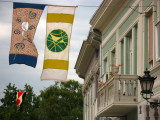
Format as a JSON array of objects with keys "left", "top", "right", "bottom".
[{"left": 97, "top": 74, "right": 138, "bottom": 117}]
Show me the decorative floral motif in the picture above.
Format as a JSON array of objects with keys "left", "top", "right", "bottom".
[
  {"left": 29, "top": 11, "right": 37, "bottom": 19},
  {"left": 14, "top": 43, "right": 25, "bottom": 50},
  {"left": 23, "top": 35, "right": 32, "bottom": 43},
  {"left": 27, "top": 35, "right": 32, "bottom": 43},
  {"left": 14, "top": 29, "right": 21, "bottom": 35},
  {"left": 29, "top": 25, "right": 35, "bottom": 30},
  {"left": 16, "top": 18, "right": 21, "bottom": 23}
]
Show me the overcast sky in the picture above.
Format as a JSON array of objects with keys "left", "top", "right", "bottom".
[{"left": 0, "top": 0, "right": 102, "bottom": 98}]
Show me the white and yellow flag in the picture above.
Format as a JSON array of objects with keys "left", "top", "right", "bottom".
[{"left": 41, "top": 5, "right": 76, "bottom": 81}]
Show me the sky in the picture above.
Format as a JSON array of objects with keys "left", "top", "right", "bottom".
[{"left": 0, "top": 0, "right": 103, "bottom": 99}]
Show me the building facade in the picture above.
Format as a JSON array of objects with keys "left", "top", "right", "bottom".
[
  {"left": 75, "top": 0, "right": 160, "bottom": 120},
  {"left": 75, "top": 29, "right": 100, "bottom": 120}
]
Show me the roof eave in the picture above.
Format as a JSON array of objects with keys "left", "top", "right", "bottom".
[
  {"left": 90, "top": 0, "right": 129, "bottom": 32},
  {"left": 74, "top": 29, "right": 101, "bottom": 78}
]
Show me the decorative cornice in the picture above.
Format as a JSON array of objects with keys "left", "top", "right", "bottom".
[
  {"left": 90, "top": 0, "right": 130, "bottom": 32},
  {"left": 74, "top": 28, "right": 101, "bottom": 78},
  {"left": 90, "top": 0, "right": 112, "bottom": 28}
]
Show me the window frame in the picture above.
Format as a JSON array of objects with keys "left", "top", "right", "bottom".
[
  {"left": 110, "top": 45, "right": 116, "bottom": 72},
  {"left": 103, "top": 52, "right": 109, "bottom": 81},
  {"left": 156, "top": 21, "right": 160, "bottom": 62},
  {"left": 128, "top": 33, "right": 133, "bottom": 74},
  {"left": 120, "top": 39, "right": 124, "bottom": 74},
  {"left": 147, "top": 11, "right": 154, "bottom": 66}
]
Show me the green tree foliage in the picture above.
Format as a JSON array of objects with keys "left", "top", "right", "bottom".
[
  {"left": 0, "top": 83, "right": 39, "bottom": 120},
  {"left": 0, "top": 80, "right": 83, "bottom": 120},
  {"left": 37, "top": 80, "right": 83, "bottom": 120}
]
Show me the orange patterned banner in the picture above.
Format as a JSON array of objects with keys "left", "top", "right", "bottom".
[{"left": 9, "top": 3, "right": 45, "bottom": 68}]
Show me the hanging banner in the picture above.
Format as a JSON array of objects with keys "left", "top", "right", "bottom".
[
  {"left": 16, "top": 92, "right": 26, "bottom": 111},
  {"left": 9, "top": 2, "right": 45, "bottom": 68},
  {"left": 41, "top": 5, "right": 76, "bottom": 81}
]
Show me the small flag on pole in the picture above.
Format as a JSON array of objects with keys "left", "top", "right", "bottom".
[
  {"left": 41, "top": 5, "right": 76, "bottom": 81},
  {"left": 9, "top": 2, "right": 45, "bottom": 68},
  {"left": 16, "top": 92, "right": 26, "bottom": 111}
]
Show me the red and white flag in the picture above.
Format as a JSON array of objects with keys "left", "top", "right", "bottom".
[{"left": 16, "top": 92, "right": 26, "bottom": 111}]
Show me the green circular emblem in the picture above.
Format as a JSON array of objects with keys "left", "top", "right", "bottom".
[{"left": 47, "top": 29, "right": 68, "bottom": 52}]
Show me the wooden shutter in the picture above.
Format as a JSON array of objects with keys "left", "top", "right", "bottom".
[{"left": 148, "top": 13, "right": 153, "bottom": 62}]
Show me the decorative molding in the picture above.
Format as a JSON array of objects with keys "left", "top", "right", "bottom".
[
  {"left": 117, "top": 18, "right": 139, "bottom": 43},
  {"left": 102, "top": 0, "right": 140, "bottom": 48},
  {"left": 90, "top": 0, "right": 112, "bottom": 26},
  {"left": 82, "top": 58, "right": 100, "bottom": 93},
  {"left": 75, "top": 28, "right": 101, "bottom": 78},
  {"left": 110, "top": 44, "right": 116, "bottom": 52},
  {"left": 103, "top": 52, "right": 108, "bottom": 60},
  {"left": 150, "top": 63, "right": 160, "bottom": 76}
]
